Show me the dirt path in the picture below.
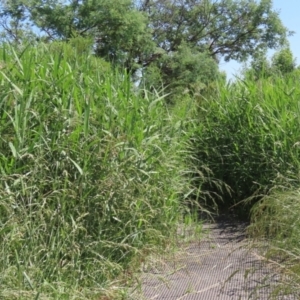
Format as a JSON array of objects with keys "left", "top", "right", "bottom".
[{"left": 133, "top": 217, "right": 298, "bottom": 299}]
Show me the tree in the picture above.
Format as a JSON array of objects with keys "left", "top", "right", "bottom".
[
  {"left": 0, "top": 0, "right": 291, "bottom": 96},
  {"left": 272, "top": 47, "right": 296, "bottom": 74},
  {"left": 0, "top": 0, "right": 155, "bottom": 72},
  {"left": 138, "top": 0, "right": 291, "bottom": 65},
  {"left": 138, "top": 0, "right": 290, "bottom": 95},
  {"left": 243, "top": 46, "right": 297, "bottom": 80},
  {"left": 1, "top": 0, "right": 290, "bottom": 62},
  {"left": 244, "top": 49, "right": 273, "bottom": 79},
  {"left": 0, "top": 0, "right": 36, "bottom": 43},
  {"left": 141, "top": 43, "right": 221, "bottom": 99}
]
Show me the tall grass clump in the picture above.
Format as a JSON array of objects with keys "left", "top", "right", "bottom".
[
  {"left": 194, "top": 75, "right": 300, "bottom": 217},
  {"left": 193, "top": 73, "right": 300, "bottom": 294},
  {"left": 0, "top": 42, "right": 193, "bottom": 299},
  {"left": 249, "top": 189, "right": 300, "bottom": 296}
]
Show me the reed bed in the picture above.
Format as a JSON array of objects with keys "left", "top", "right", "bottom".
[
  {"left": 195, "top": 73, "right": 300, "bottom": 295},
  {"left": 3, "top": 40, "right": 300, "bottom": 298},
  {"left": 0, "top": 42, "right": 196, "bottom": 299},
  {"left": 195, "top": 75, "right": 300, "bottom": 214}
]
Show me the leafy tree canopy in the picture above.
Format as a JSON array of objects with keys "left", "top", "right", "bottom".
[
  {"left": 272, "top": 47, "right": 296, "bottom": 74},
  {"left": 139, "top": 0, "right": 291, "bottom": 95},
  {"left": 243, "top": 46, "right": 297, "bottom": 79},
  {"left": 141, "top": 43, "right": 222, "bottom": 98},
  {"left": 0, "top": 0, "right": 292, "bottom": 95},
  {"left": 0, "top": 0, "right": 155, "bottom": 71},
  {"left": 138, "top": 0, "right": 291, "bottom": 64}
]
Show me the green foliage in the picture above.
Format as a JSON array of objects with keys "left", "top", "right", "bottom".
[
  {"left": 272, "top": 47, "right": 296, "bottom": 74},
  {"left": 0, "top": 42, "right": 195, "bottom": 298},
  {"left": 249, "top": 189, "right": 300, "bottom": 293},
  {"left": 194, "top": 74, "right": 300, "bottom": 216},
  {"left": 250, "top": 190, "right": 300, "bottom": 249},
  {"left": 140, "top": 0, "right": 290, "bottom": 63},
  {"left": 142, "top": 45, "right": 220, "bottom": 101},
  {"left": 245, "top": 50, "right": 273, "bottom": 79},
  {"left": 244, "top": 46, "right": 297, "bottom": 80},
  {"left": 138, "top": 0, "right": 290, "bottom": 98},
  {"left": 0, "top": 0, "right": 155, "bottom": 71},
  {"left": 0, "top": 0, "right": 291, "bottom": 100}
]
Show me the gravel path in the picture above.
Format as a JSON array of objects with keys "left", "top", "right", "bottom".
[{"left": 134, "top": 217, "right": 298, "bottom": 300}]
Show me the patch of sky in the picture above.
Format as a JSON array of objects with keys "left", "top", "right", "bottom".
[{"left": 220, "top": 0, "right": 300, "bottom": 80}]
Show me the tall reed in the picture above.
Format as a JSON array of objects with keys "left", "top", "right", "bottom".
[
  {"left": 0, "top": 42, "right": 194, "bottom": 299},
  {"left": 194, "top": 73, "right": 300, "bottom": 295},
  {"left": 194, "top": 75, "right": 300, "bottom": 215}
]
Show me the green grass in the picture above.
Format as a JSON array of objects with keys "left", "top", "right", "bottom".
[
  {"left": 193, "top": 73, "right": 300, "bottom": 296},
  {"left": 194, "top": 75, "right": 300, "bottom": 216},
  {"left": 0, "top": 42, "right": 198, "bottom": 299},
  {"left": 4, "top": 39, "right": 300, "bottom": 299},
  {"left": 248, "top": 189, "right": 300, "bottom": 295}
]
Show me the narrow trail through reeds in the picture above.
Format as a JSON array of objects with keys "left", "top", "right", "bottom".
[{"left": 134, "top": 216, "right": 299, "bottom": 300}]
